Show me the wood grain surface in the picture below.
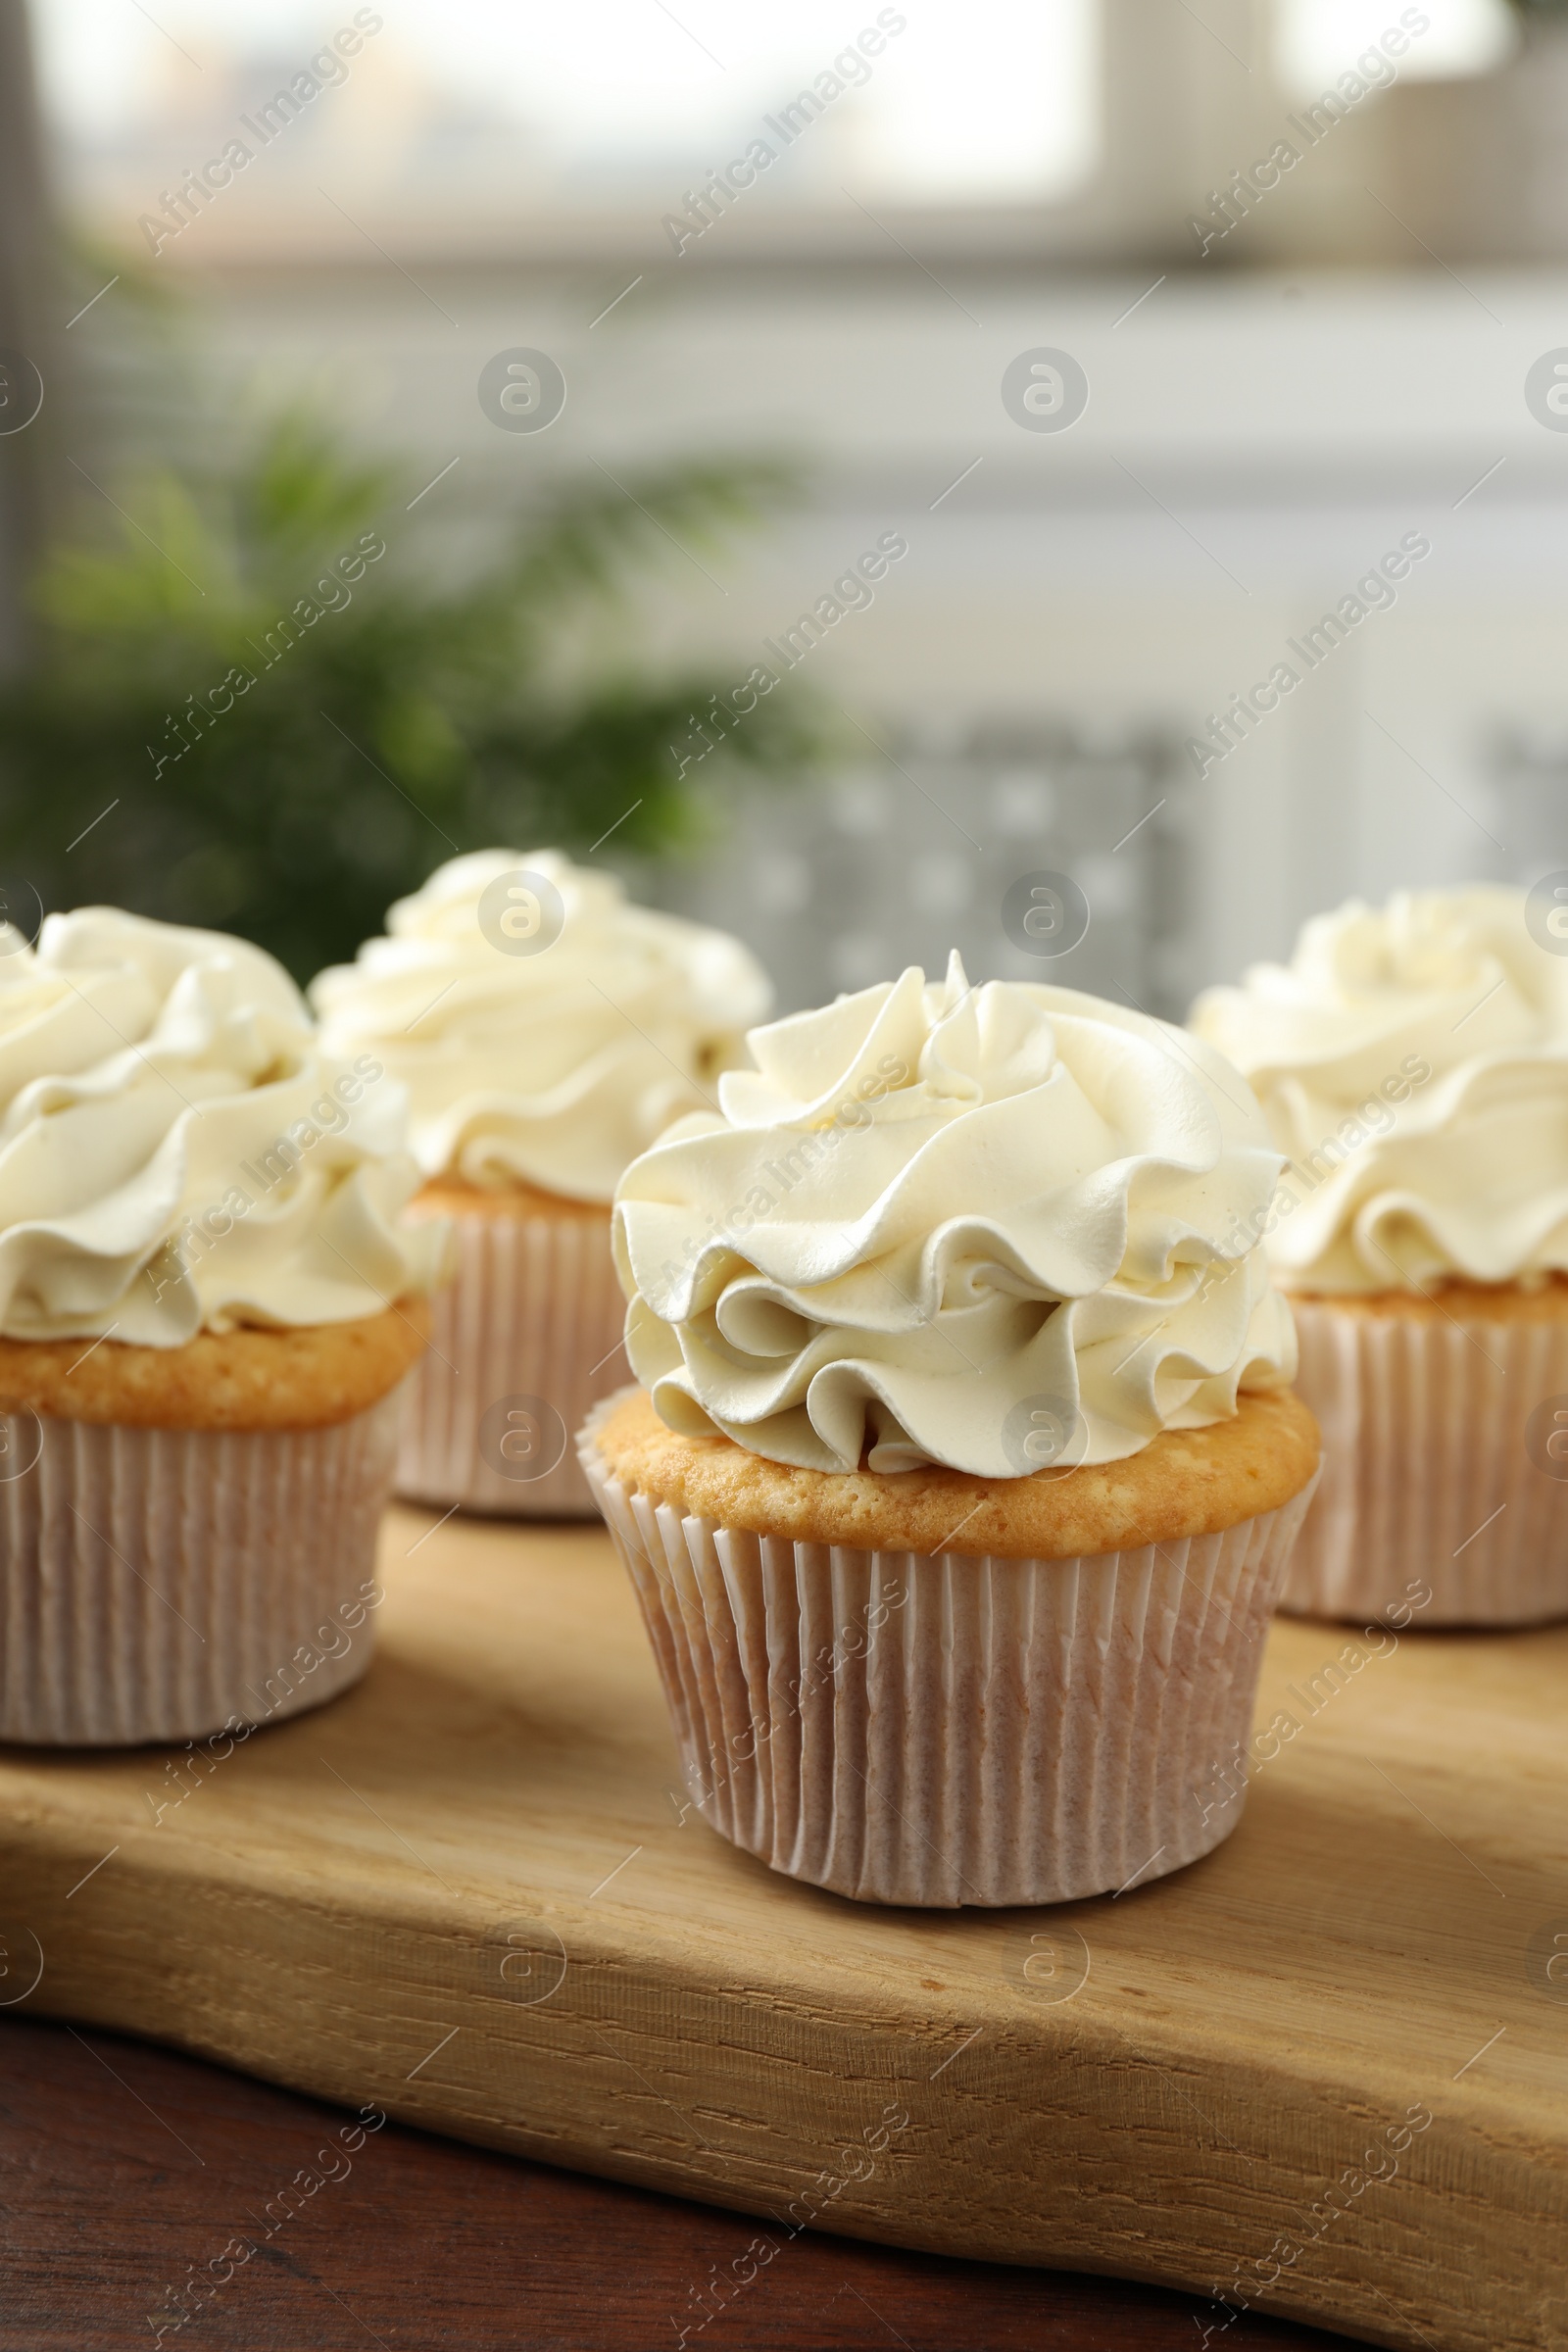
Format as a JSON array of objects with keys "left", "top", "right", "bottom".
[
  {"left": 0, "top": 1505, "right": 1563, "bottom": 2352},
  {"left": 0, "top": 2013, "right": 1363, "bottom": 2349}
]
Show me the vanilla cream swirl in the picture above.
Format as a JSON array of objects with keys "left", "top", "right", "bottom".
[
  {"left": 0, "top": 907, "right": 441, "bottom": 1344},
  {"left": 613, "top": 954, "right": 1296, "bottom": 1477},
  {"left": 1190, "top": 886, "right": 1568, "bottom": 1294},
  {"left": 311, "top": 850, "right": 773, "bottom": 1202}
]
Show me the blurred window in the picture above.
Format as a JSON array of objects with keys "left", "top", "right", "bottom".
[
  {"left": 34, "top": 0, "right": 1102, "bottom": 258},
  {"left": 1273, "top": 0, "right": 1515, "bottom": 92}
]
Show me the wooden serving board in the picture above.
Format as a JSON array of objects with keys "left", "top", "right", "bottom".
[{"left": 1, "top": 1506, "right": 1564, "bottom": 2352}]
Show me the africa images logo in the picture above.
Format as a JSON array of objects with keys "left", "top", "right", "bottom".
[
  {"left": 136, "top": 10, "right": 384, "bottom": 256},
  {"left": 660, "top": 10, "right": 907, "bottom": 256}
]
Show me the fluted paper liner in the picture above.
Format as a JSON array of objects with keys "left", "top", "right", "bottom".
[
  {"left": 0, "top": 1393, "right": 401, "bottom": 1746},
  {"left": 397, "top": 1201, "right": 626, "bottom": 1517},
  {"left": 581, "top": 1399, "right": 1317, "bottom": 1908},
  {"left": 1286, "top": 1295, "right": 1568, "bottom": 1625}
]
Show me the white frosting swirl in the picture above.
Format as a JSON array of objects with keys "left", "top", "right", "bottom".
[
  {"left": 1189, "top": 886, "right": 1568, "bottom": 1294},
  {"left": 614, "top": 953, "right": 1297, "bottom": 1477},
  {"left": 311, "top": 850, "right": 773, "bottom": 1203},
  {"left": 0, "top": 907, "right": 441, "bottom": 1344}
]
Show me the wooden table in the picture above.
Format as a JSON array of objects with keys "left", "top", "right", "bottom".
[
  {"left": 0, "top": 2012, "right": 1358, "bottom": 2348},
  {"left": 2, "top": 1502, "right": 1562, "bottom": 2351}
]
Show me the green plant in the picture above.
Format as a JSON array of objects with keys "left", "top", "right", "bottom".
[{"left": 0, "top": 410, "right": 819, "bottom": 980}]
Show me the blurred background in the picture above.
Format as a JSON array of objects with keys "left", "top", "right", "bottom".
[{"left": 3, "top": 0, "right": 1567, "bottom": 1011}]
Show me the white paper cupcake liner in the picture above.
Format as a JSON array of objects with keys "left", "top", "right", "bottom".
[
  {"left": 0, "top": 1392, "right": 401, "bottom": 1747},
  {"left": 396, "top": 1202, "right": 626, "bottom": 1518},
  {"left": 1285, "top": 1295, "right": 1568, "bottom": 1626},
  {"left": 581, "top": 1399, "right": 1318, "bottom": 1908}
]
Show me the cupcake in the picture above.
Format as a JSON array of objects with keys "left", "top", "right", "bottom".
[
  {"left": 0, "top": 906, "right": 443, "bottom": 1746},
  {"left": 311, "top": 851, "right": 771, "bottom": 1517},
  {"left": 1191, "top": 885, "right": 1568, "bottom": 1626},
  {"left": 580, "top": 954, "right": 1318, "bottom": 1908}
]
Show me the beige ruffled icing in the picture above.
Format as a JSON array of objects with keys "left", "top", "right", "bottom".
[
  {"left": 1190, "top": 886, "right": 1568, "bottom": 1293},
  {"left": 0, "top": 907, "right": 440, "bottom": 1343},
  {"left": 614, "top": 953, "right": 1297, "bottom": 1477},
  {"left": 311, "top": 850, "right": 772, "bottom": 1202}
]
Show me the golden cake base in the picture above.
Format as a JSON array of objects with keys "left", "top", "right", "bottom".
[
  {"left": 592, "top": 1384, "right": 1320, "bottom": 1556},
  {"left": 0, "top": 1303, "right": 428, "bottom": 1428}
]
